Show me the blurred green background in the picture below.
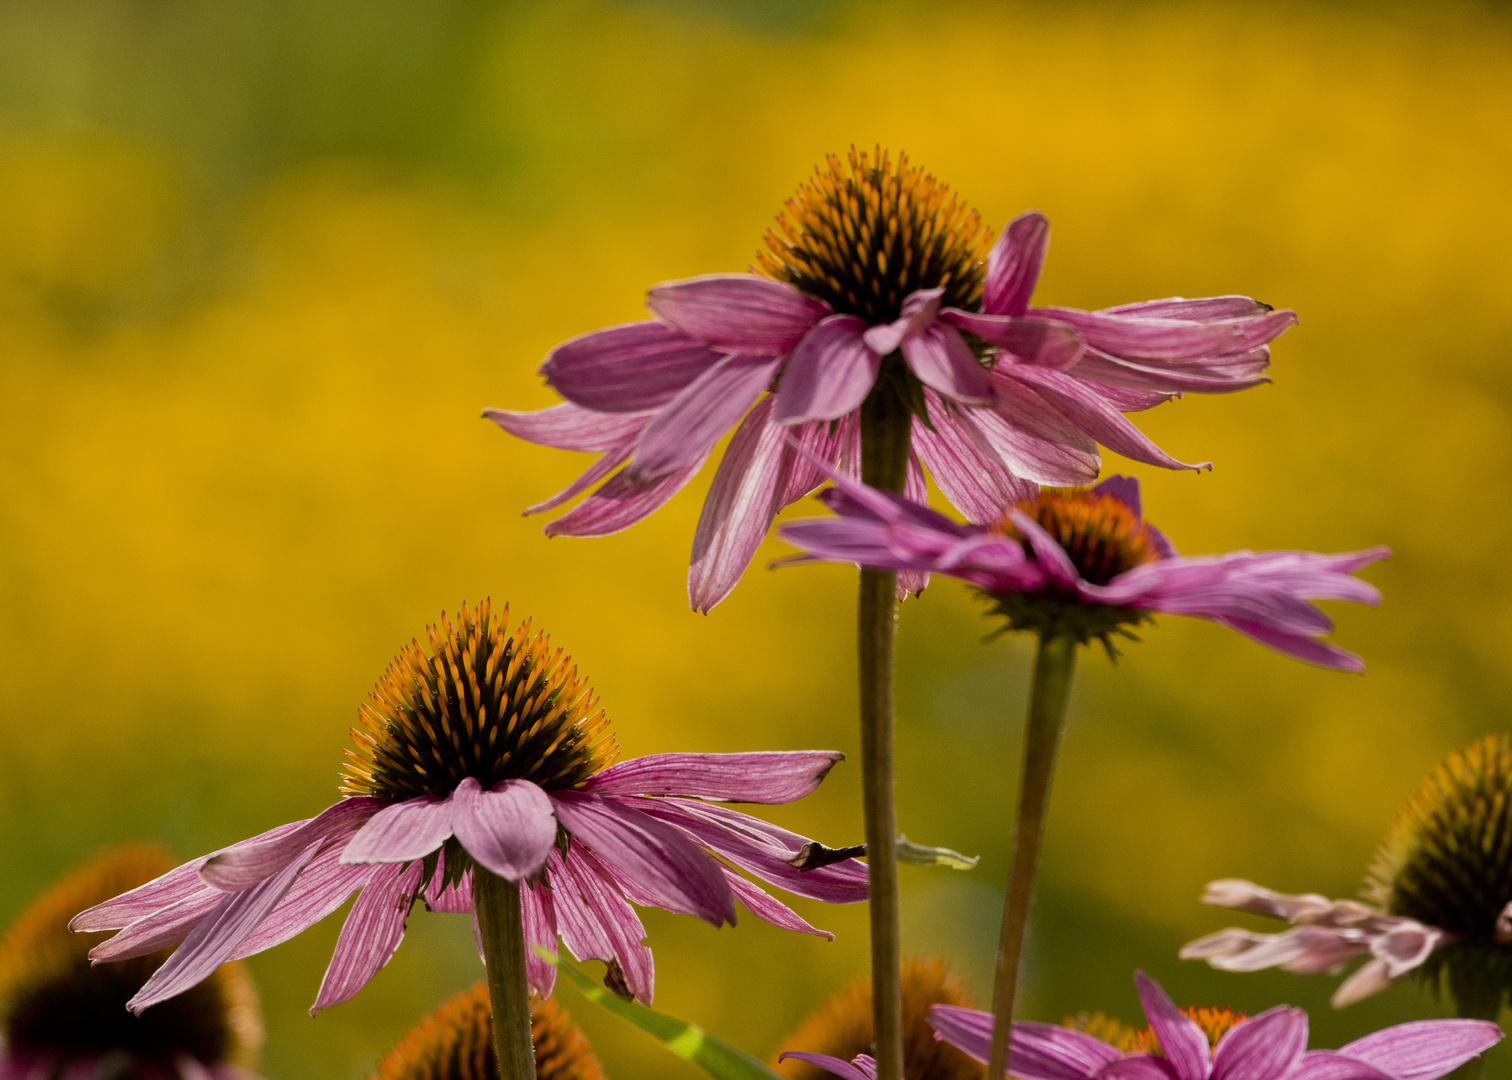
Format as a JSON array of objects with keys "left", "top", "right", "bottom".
[{"left": 2, "top": 0, "right": 1510, "bottom": 1076}]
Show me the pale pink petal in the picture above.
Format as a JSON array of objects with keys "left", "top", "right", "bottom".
[
  {"left": 1210, "top": 1006, "right": 1308, "bottom": 1080},
  {"left": 128, "top": 841, "right": 321, "bottom": 1013},
  {"left": 984, "top": 210, "right": 1049, "bottom": 316},
  {"left": 483, "top": 403, "right": 653, "bottom": 453},
  {"left": 1340, "top": 1021, "right": 1503, "bottom": 1080},
  {"left": 451, "top": 777, "right": 557, "bottom": 882},
  {"left": 1103, "top": 296, "right": 1275, "bottom": 320},
  {"left": 1136, "top": 971, "right": 1212, "bottom": 1080},
  {"left": 725, "top": 871, "right": 832, "bottom": 939},
  {"left": 341, "top": 795, "right": 454, "bottom": 865},
  {"left": 902, "top": 322, "right": 992, "bottom": 405},
  {"left": 862, "top": 288, "right": 943, "bottom": 356},
  {"left": 309, "top": 861, "right": 423, "bottom": 1013},
  {"left": 912, "top": 394, "right": 1035, "bottom": 525},
  {"left": 941, "top": 311, "right": 1082, "bottom": 370},
  {"left": 1101, "top": 1057, "right": 1185, "bottom": 1080},
  {"left": 928, "top": 1006, "right": 1123, "bottom": 1080},
  {"left": 549, "top": 791, "right": 736, "bottom": 926},
  {"left": 1069, "top": 347, "right": 1271, "bottom": 395},
  {"left": 524, "top": 438, "right": 636, "bottom": 516},
  {"left": 648, "top": 274, "right": 828, "bottom": 353},
  {"left": 979, "top": 374, "right": 1100, "bottom": 485},
  {"left": 544, "top": 454, "right": 707, "bottom": 538},
  {"left": 631, "top": 353, "right": 781, "bottom": 478},
  {"left": 582, "top": 751, "right": 843, "bottom": 803},
  {"left": 550, "top": 847, "right": 655, "bottom": 1004},
  {"left": 522, "top": 881, "right": 559, "bottom": 999},
  {"left": 1197, "top": 879, "right": 1335, "bottom": 922},
  {"left": 1288, "top": 1052, "right": 1397, "bottom": 1080},
  {"left": 1034, "top": 307, "right": 1297, "bottom": 361},
  {"left": 1217, "top": 617, "right": 1366, "bottom": 673},
  {"left": 774, "top": 315, "right": 879, "bottom": 424},
  {"left": 1008, "top": 509, "right": 1081, "bottom": 589},
  {"left": 541, "top": 321, "right": 725, "bottom": 412},
  {"left": 778, "top": 1054, "right": 874, "bottom": 1080},
  {"left": 72, "top": 840, "right": 257, "bottom": 931},
  {"left": 88, "top": 888, "right": 224, "bottom": 962},
  {"left": 234, "top": 850, "right": 378, "bottom": 959},
  {"left": 898, "top": 451, "right": 931, "bottom": 597},
  {"left": 780, "top": 415, "right": 853, "bottom": 505},
  {"left": 199, "top": 799, "right": 383, "bottom": 891},
  {"left": 686, "top": 397, "right": 792, "bottom": 614}
]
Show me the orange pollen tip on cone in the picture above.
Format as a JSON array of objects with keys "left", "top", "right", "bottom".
[{"left": 1001, "top": 488, "right": 1161, "bottom": 586}]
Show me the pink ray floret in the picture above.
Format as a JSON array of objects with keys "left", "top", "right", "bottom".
[
  {"left": 777, "top": 471, "right": 1387, "bottom": 671},
  {"left": 487, "top": 210, "right": 1295, "bottom": 613},
  {"left": 924, "top": 971, "right": 1500, "bottom": 1080},
  {"left": 71, "top": 751, "right": 865, "bottom": 1016}
]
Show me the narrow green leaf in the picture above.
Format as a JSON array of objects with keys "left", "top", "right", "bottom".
[
  {"left": 896, "top": 833, "right": 979, "bottom": 870},
  {"left": 544, "top": 950, "right": 786, "bottom": 1080}
]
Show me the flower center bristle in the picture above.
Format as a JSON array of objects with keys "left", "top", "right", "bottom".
[
  {"left": 1004, "top": 489, "right": 1159, "bottom": 586},
  {"left": 756, "top": 146, "right": 993, "bottom": 325},
  {"left": 0, "top": 846, "right": 261, "bottom": 1067},
  {"left": 341, "top": 600, "right": 618, "bottom": 802},
  {"left": 1367, "top": 734, "right": 1512, "bottom": 942},
  {"left": 372, "top": 983, "right": 604, "bottom": 1080}
]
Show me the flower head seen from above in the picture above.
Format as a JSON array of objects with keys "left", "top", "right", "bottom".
[
  {"left": 774, "top": 957, "right": 984, "bottom": 1080},
  {"left": 778, "top": 471, "right": 1388, "bottom": 668},
  {"left": 370, "top": 981, "right": 603, "bottom": 1080},
  {"left": 486, "top": 146, "right": 1297, "bottom": 612},
  {"left": 927, "top": 971, "right": 1502, "bottom": 1080},
  {"left": 73, "top": 601, "right": 867, "bottom": 1016},
  {"left": 1183, "top": 734, "right": 1512, "bottom": 1013},
  {"left": 0, "top": 845, "right": 263, "bottom": 1080}
]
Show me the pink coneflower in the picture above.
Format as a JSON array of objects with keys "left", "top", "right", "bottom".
[
  {"left": 486, "top": 147, "right": 1296, "bottom": 613},
  {"left": 778, "top": 472, "right": 1386, "bottom": 669},
  {"left": 926, "top": 971, "right": 1502, "bottom": 1080},
  {"left": 71, "top": 602, "right": 865, "bottom": 1054}
]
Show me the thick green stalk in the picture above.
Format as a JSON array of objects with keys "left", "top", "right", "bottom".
[
  {"left": 1447, "top": 986, "right": 1502, "bottom": 1080},
  {"left": 474, "top": 869, "right": 537, "bottom": 1080},
  {"left": 857, "top": 382, "right": 912, "bottom": 1080},
  {"left": 986, "top": 632, "right": 1078, "bottom": 1080}
]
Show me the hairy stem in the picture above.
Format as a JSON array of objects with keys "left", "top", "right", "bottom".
[
  {"left": 986, "top": 632, "right": 1078, "bottom": 1080},
  {"left": 474, "top": 870, "right": 536, "bottom": 1080},
  {"left": 857, "top": 381, "right": 913, "bottom": 1080}
]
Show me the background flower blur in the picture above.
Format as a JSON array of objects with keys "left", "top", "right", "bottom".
[{"left": 1, "top": 1, "right": 1508, "bottom": 1078}]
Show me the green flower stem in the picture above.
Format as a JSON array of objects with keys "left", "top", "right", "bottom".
[
  {"left": 474, "top": 869, "right": 537, "bottom": 1080},
  {"left": 857, "top": 380, "right": 913, "bottom": 1080},
  {"left": 986, "top": 632, "right": 1078, "bottom": 1080},
  {"left": 1448, "top": 987, "right": 1503, "bottom": 1080}
]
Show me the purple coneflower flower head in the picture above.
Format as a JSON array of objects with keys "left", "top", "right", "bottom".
[
  {"left": 778, "top": 470, "right": 1387, "bottom": 668},
  {"left": 1, "top": 845, "right": 264, "bottom": 1080},
  {"left": 72, "top": 601, "right": 866, "bottom": 1017},
  {"left": 926, "top": 971, "right": 1502, "bottom": 1080},
  {"left": 486, "top": 146, "right": 1296, "bottom": 612},
  {"left": 1184, "top": 734, "right": 1512, "bottom": 1013}
]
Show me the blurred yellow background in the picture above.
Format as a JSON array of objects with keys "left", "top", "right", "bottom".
[{"left": 2, "top": 0, "right": 1510, "bottom": 1077}]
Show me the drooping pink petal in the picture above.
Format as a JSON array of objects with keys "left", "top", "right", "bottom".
[
  {"left": 543, "top": 454, "right": 707, "bottom": 538},
  {"left": 549, "top": 791, "right": 736, "bottom": 926},
  {"left": 234, "top": 849, "right": 379, "bottom": 959},
  {"left": 927, "top": 1006, "right": 1124, "bottom": 1080},
  {"left": 309, "top": 861, "right": 423, "bottom": 1013},
  {"left": 631, "top": 798, "right": 868, "bottom": 903},
  {"left": 781, "top": 415, "right": 854, "bottom": 505},
  {"left": 1034, "top": 307, "right": 1298, "bottom": 361},
  {"left": 1135, "top": 971, "right": 1213, "bottom": 1080},
  {"left": 1339, "top": 1021, "right": 1503, "bottom": 1080},
  {"left": 1216, "top": 617, "right": 1366, "bottom": 673},
  {"left": 978, "top": 374, "right": 1100, "bottom": 485},
  {"left": 1069, "top": 347, "right": 1272, "bottom": 395},
  {"left": 724, "top": 871, "right": 832, "bottom": 939},
  {"left": 541, "top": 321, "right": 726, "bottom": 412},
  {"left": 1179, "top": 925, "right": 1370, "bottom": 976},
  {"left": 863, "top": 288, "right": 943, "bottom": 356},
  {"left": 1008, "top": 509, "right": 1081, "bottom": 589},
  {"left": 451, "top": 777, "right": 558, "bottom": 882},
  {"left": 897, "top": 451, "right": 932, "bottom": 598},
  {"left": 199, "top": 799, "right": 384, "bottom": 891},
  {"left": 1331, "top": 959, "right": 1397, "bottom": 1008},
  {"left": 1004, "top": 365, "right": 1209, "bottom": 472},
  {"left": 524, "top": 438, "right": 636, "bottom": 516},
  {"left": 1210, "top": 1005, "right": 1309, "bottom": 1080},
  {"left": 341, "top": 795, "right": 454, "bottom": 865},
  {"left": 549, "top": 847, "right": 655, "bottom": 1004},
  {"left": 88, "top": 888, "right": 224, "bottom": 962},
  {"left": 522, "top": 881, "right": 559, "bottom": 999},
  {"left": 1287, "top": 1052, "right": 1397, "bottom": 1080},
  {"left": 71, "top": 843, "right": 244, "bottom": 931},
  {"left": 128, "top": 842, "right": 321, "bottom": 1014},
  {"left": 774, "top": 315, "right": 879, "bottom": 424},
  {"left": 583, "top": 751, "right": 843, "bottom": 803},
  {"left": 1100, "top": 1057, "right": 1185, "bottom": 1080},
  {"left": 631, "top": 353, "right": 781, "bottom": 479},
  {"left": 984, "top": 211, "right": 1050, "bottom": 316},
  {"left": 686, "top": 397, "right": 792, "bottom": 614},
  {"left": 648, "top": 274, "right": 828, "bottom": 353},
  {"left": 902, "top": 322, "right": 992, "bottom": 405},
  {"left": 911, "top": 393, "right": 1035, "bottom": 525},
  {"left": 483, "top": 403, "right": 653, "bottom": 452},
  {"left": 778, "top": 1053, "right": 875, "bottom": 1080},
  {"left": 941, "top": 311, "right": 1081, "bottom": 370},
  {"left": 1102, "top": 296, "right": 1276, "bottom": 321}
]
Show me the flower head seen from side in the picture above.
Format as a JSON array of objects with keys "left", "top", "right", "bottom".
[
  {"left": 774, "top": 957, "right": 984, "bottom": 1080},
  {"left": 486, "top": 146, "right": 1297, "bottom": 612},
  {"left": 371, "top": 982, "right": 604, "bottom": 1080},
  {"left": 1183, "top": 734, "right": 1512, "bottom": 1016},
  {"left": 778, "top": 471, "right": 1388, "bottom": 669},
  {"left": 927, "top": 971, "right": 1502, "bottom": 1080},
  {"left": 73, "top": 600, "right": 867, "bottom": 1016},
  {"left": 0, "top": 845, "right": 263, "bottom": 1080}
]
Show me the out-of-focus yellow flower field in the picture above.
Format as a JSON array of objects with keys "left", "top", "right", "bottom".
[{"left": 2, "top": 1, "right": 1509, "bottom": 1077}]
